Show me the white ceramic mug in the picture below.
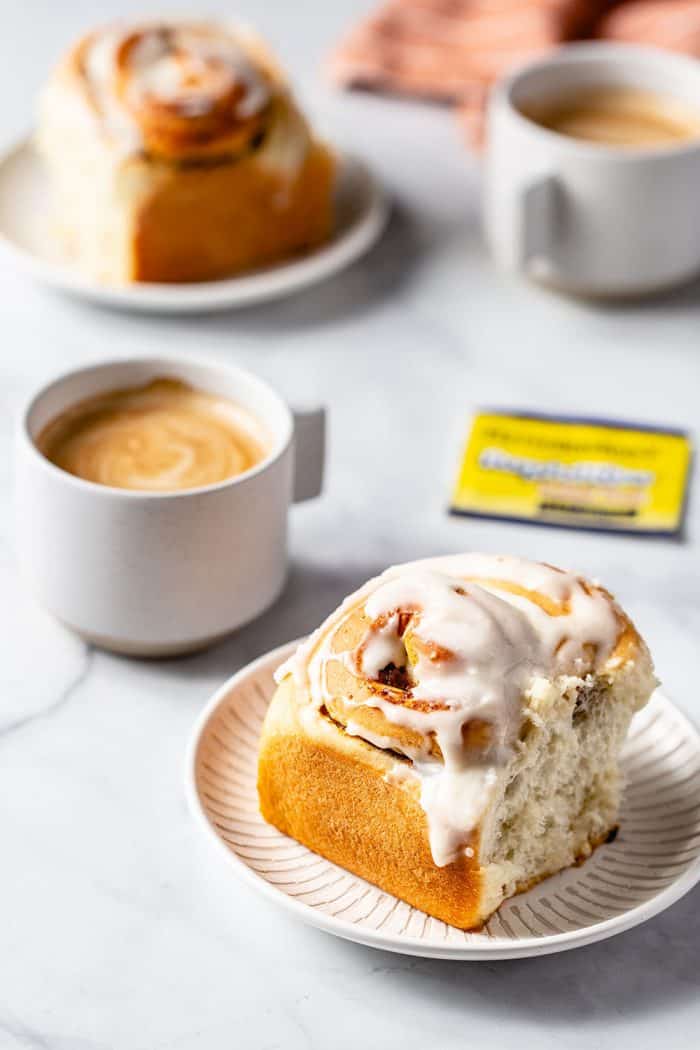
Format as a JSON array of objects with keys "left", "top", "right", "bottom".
[
  {"left": 14, "top": 356, "right": 325, "bottom": 656},
  {"left": 484, "top": 43, "right": 700, "bottom": 297}
]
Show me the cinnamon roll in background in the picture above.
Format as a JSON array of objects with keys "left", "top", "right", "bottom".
[
  {"left": 258, "top": 553, "right": 657, "bottom": 929},
  {"left": 37, "top": 21, "right": 335, "bottom": 283}
]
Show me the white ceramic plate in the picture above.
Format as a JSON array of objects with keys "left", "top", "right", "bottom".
[
  {"left": 186, "top": 641, "right": 700, "bottom": 960},
  {"left": 0, "top": 141, "right": 388, "bottom": 312}
]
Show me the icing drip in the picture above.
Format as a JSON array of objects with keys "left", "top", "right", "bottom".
[
  {"left": 276, "top": 554, "right": 623, "bottom": 867},
  {"left": 76, "top": 21, "right": 274, "bottom": 156},
  {"left": 356, "top": 617, "right": 407, "bottom": 679},
  {"left": 124, "top": 27, "right": 270, "bottom": 120}
]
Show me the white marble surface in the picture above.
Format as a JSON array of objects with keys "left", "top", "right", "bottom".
[{"left": 1, "top": 2, "right": 699, "bottom": 1047}]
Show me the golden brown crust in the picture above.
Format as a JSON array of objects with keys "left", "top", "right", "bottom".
[
  {"left": 258, "top": 677, "right": 485, "bottom": 929},
  {"left": 258, "top": 677, "right": 621, "bottom": 930},
  {"left": 130, "top": 139, "right": 335, "bottom": 282}
]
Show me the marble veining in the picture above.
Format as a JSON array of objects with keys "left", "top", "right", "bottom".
[{"left": 1, "top": 1, "right": 699, "bottom": 1048}]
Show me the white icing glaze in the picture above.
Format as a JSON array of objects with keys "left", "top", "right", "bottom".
[
  {"left": 344, "top": 719, "right": 414, "bottom": 755},
  {"left": 357, "top": 618, "right": 407, "bottom": 679},
  {"left": 83, "top": 29, "right": 144, "bottom": 153},
  {"left": 277, "top": 554, "right": 624, "bottom": 868},
  {"left": 72, "top": 21, "right": 274, "bottom": 155},
  {"left": 125, "top": 27, "right": 270, "bottom": 119}
]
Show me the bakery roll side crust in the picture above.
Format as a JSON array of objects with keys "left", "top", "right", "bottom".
[
  {"left": 275, "top": 553, "right": 650, "bottom": 869},
  {"left": 258, "top": 674, "right": 486, "bottom": 930},
  {"left": 36, "top": 20, "right": 334, "bottom": 283}
]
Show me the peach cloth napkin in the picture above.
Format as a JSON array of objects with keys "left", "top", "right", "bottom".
[
  {"left": 597, "top": 0, "right": 700, "bottom": 52},
  {"left": 328, "top": 0, "right": 700, "bottom": 148}
]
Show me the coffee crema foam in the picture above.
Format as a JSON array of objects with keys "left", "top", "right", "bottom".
[
  {"left": 36, "top": 378, "right": 272, "bottom": 491},
  {"left": 522, "top": 86, "right": 700, "bottom": 148}
]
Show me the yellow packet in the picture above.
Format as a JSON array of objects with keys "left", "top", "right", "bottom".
[{"left": 451, "top": 411, "right": 692, "bottom": 535}]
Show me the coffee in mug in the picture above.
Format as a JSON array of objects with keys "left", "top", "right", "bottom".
[
  {"left": 485, "top": 43, "right": 700, "bottom": 296},
  {"left": 16, "top": 356, "right": 325, "bottom": 655},
  {"left": 36, "top": 377, "right": 272, "bottom": 492},
  {"left": 521, "top": 85, "right": 700, "bottom": 148}
]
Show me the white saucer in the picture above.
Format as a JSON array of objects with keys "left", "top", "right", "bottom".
[
  {"left": 0, "top": 141, "right": 388, "bottom": 313},
  {"left": 186, "top": 641, "right": 700, "bottom": 960}
]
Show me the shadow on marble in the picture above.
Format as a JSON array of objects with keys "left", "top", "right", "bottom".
[
  {"left": 58, "top": 200, "right": 426, "bottom": 332},
  {"left": 182, "top": 200, "right": 425, "bottom": 331},
  {"left": 156, "top": 557, "right": 387, "bottom": 681},
  {"left": 333, "top": 884, "right": 700, "bottom": 1021},
  {"left": 450, "top": 511, "right": 690, "bottom": 546},
  {"left": 551, "top": 268, "right": 700, "bottom": 315}
]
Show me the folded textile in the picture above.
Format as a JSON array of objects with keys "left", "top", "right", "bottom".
[
  {"left": 597, "top": 0, "right": 700, "bottom": 55},
  {"left": 329, "top": 0, "right": 602, "bottom": 102},
  {"left": 329, "top": 0, "right": 700, "bottom": 149}
]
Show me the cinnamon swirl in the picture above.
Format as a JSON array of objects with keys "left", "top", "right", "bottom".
[
  {"left": 37, "top": 20, "right": 335, "bottom": 283},
  {"left": 258, "top": 553, "right": 657, "bottom": 929}
]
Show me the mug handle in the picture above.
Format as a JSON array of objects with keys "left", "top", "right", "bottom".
[
  {"left": 291, "top": 407, "right": 326, "bottom": 503},
  {"left": 516, "top": 175, "right": 560, "bottom": 269}
]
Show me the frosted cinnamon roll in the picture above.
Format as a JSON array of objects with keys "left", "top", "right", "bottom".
[
  {"left": 37, "top": 20, "right": 335, "bottom": 283},
  {"left": 73, "top": 23, "right": 273, "bottom": 162},
  {"left": 258, "top": 553, "right": 657, "bottom": 929}
]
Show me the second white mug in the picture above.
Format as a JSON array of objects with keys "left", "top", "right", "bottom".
[
  {"left": 484, "top": 43, "right": 700, "bottom": 297},
  {"left": 14, "top": 356, "right": 325, "bottom": 656}
]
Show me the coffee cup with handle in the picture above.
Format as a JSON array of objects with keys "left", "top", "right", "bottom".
[
  {"left": 14, "top": 355, "right": 325, "bottom": 656},
  {"left": 484, "top": 42, "right": 700, "bottom": 297}
]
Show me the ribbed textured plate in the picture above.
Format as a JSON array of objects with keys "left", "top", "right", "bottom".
[
  {"left": 186, "top": 642, "right": 700, "bottom": 959},
  {"left": 0, "top": 144, "right": 388, "bottom": 313}
]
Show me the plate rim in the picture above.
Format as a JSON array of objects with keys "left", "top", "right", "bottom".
[
  {"left": 185, "top": 639, "right": 700, "bottom": 960},
  {"left": 0, "top": 140, "right": 389, "bottom": 313}
]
